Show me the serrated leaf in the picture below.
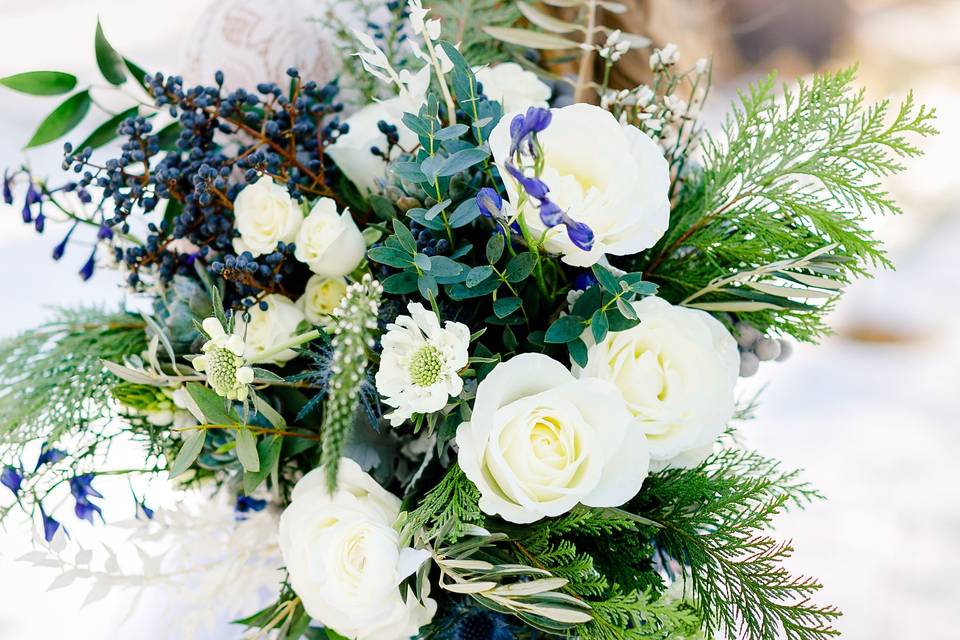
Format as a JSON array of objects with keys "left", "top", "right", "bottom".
[
  {"left": 545, "top": 315, "right": 585, "bottom": 343},
  {"left": 76, "top": 107, "right": 138, "bottom": 151},
  {"left": 95, "top": 20, "right": 127, "bottom": 85},
  {"left": 168, "top": 430, "right": 207, "bottom": 478},
  {"left": 25, "top": 90, "right": 91, "bottom": 148},
  {"left": 483, "top": 27, "right": 579, "bottom": 50},
  {"left": 0, "top": 71, "right": 77, "bottom": 95},
  {"left": 518, "top": 3, "right": 582, "bottom": 34}
]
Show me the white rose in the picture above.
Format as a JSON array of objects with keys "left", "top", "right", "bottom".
[
  {"left": 279, "top": 458, "right": 436, "bottom": 640},
  {"left": 326, "top": 80, "right": 426, "bottom": 195},
  {"left": 232, "top": 176, "right": 303, "bottom": 257},
  {"left": 294, "top": 198, "right": 366, "bottom": 277},
  {"left": 475, "top": 63, "right": 551, "bottom": 112},
  {"left": 456, "top": 353, "right": 649, "bottom": 524},
  {"left": 572, "top": 296, "right": 739, "bottom": 468},
  {"left": 489, "top": 103, "right": 670, "bottom": 267},
  {"left": 297, "top": 274, "right": 348, "bottom": 325},
  {"left": 234, "top": 294, "right": 305, "bottom": 365}
]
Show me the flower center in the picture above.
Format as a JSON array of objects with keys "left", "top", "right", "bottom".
[
  {"left": 409, "top": 344, "right": 443, "bottom": 387},
  {"left": 206, "top": 346, "right": 242, "bottom": 393}
]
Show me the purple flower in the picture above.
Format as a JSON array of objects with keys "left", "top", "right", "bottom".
[
  {"left": 34, "top": 212, "right": 45, "bottom": 233},
  {"left": 70, "top": 474, "right": 104, "bottom": 524},
  {"left": 476, "top": 187, "right": 503, "bottom": 219},
  {"left": 1, "top": 465, "right": 23, "bottom": 496},
  {"left": 538, "top": 199, "right": 564, "bottom": 227},
  {"left": 505, "top": 164, "right": 548, "bottom": 200},
  {"left": 52, "top": 221, "right": 79, "bottom": 261},
  {"left": 2, "top": 170, "right": 13, "bottom": 205},
  {"left": 235, "top": 495, "right": 268, "bottom": 514},
  {"left": 79, "top": 247, "right": 97, "bottom": 281},
  {"left": 563, "top": 216, "right": 595, "bottom": 251},
  {"left": 34, "top": 444, "right": 67, "bottom": 470},
  {"left": 573, "top": 271, "right": 599, "bottom": 290},
  {"left": 96, "top": 224, "right": 114, "bottom": 240},
  {"left": 21, "top": 185, "right": 40, "bottom": 223},
  {"left": 38, "top": 504, "right": 62, "bottom": 543},
  {"left": 509, "top": 107, "right": 552, "bottom": 156}
]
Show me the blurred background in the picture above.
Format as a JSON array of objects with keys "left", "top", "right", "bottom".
[{"left": 0, "top": 0, "right": 957, "bottom": 638}]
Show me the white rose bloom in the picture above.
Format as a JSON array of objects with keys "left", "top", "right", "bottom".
[
  {"left": 456, "top": 353, "right": 649, "bottom": 524},
  {"left": 376, "top": 303, "right": 470, "bottom": 427},
  {"left": 232, "top": 176, "right": 303, "bottom": 257},
  {"left": 489, "top": 103, "right": 670, "bottom": 267},
  {"left": 326, "top": 68, "right": 428, "bottom": 195},
  {"left": 297, "top": 274, "right": 348, "bottom": 325},
  {"left": 572, "top": 296, "right": 739, "bottom": 468},
  {"left": 475, "top": 63, "right": 551, "bottom": 112},
  {"left": 279, "top": 458, "right": 436, "bottom": 640},
  {"left": 234, "top": 294, "right": 306, "bottom": 365},
  {"left": 293, "top": 198, "right": 366, "bottom": 277}
]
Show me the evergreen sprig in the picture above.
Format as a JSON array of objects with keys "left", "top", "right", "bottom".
[
  {"left": 404, "top": 464, "right": 484, "bottom": 544},
  {"left": 636, "top": 67, "right": 937, "bottom": 341},
  {"left": 637, "top": 449, "right": 838, "bottom": 640},
  {"left": 320, "top": 275, "right": 382, "bottom": 490}
]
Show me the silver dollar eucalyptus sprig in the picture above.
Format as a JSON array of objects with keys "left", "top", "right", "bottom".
[{"left": 321, "top": 274, "right": 383, "bottom": 490}]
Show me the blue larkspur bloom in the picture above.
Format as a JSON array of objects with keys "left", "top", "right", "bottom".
[
  {"left": 2, "top": 170, "right": 13, "bottom": 205},
  {"left": 475, "top": 187, "right": 503, "bottom": 219},
  {"left": 79, "top": 246, "right": 97, "bottom": 281},
  {"left": 504, "top": 164, "right": 548, "bottom": 200},
  {"left": 1, "top": 465, "right": 23, "bottom": 496},
  {"left": 52, "top": 221, "right": 79, "bottom": 261},
  {"left": 235, "top": 495, "right": 268, "bottom": 514},
  {"left": 70, "top": 474, "right": 104, "bottom": 524},
  {"left": 538, "top": 198, "right": 564, "bottom": 227},
  {"left": 38, "top": 504, "right": 62, "bottom": 543},
  {"left": 34, "top": 444, "right": 67, "bottom": 470},
  {"left": 509, "top": 106, "right": 552, "bottom": 156},
  {"left": 21, "top": 184, "right": 39, "bottom": 223}
]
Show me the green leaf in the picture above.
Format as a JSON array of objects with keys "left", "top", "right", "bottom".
[
  {"left": 242, "top": 435, "right": 283, "bottom": 494},
  {"left": 572, "top": 286, "right": 602, "bottom": 318},
  {"left": 493, "top": 297, "right": 523, "bottom": 318},
  {"left": 450, "top": 198, "right": 481, "bottom": 228},
  {"left": 517, "top": 2, "right": 582, "bottom": 34},
  {"left": 591, "top": 264, "right": 620, "bottom": 292},
  {"left": 368, "top": 246, "right": 414, "bottom": 268},
  {"left": 0, "top": 71, "right": 77, "bottom": 95},
  {"left": 505, "top": 252, "right": 537, "bottom": 283},
  {"left": 168, "top": 430, "right": 207, "bottom": 478},
  {"left": 418, "top": 273, "right": 439, "bottom": 300},
  {"left": 466, "top": 265, "right": 494, "bottom": 287},
  {"left": 186, "top": 382, "right": 238, "bottom": 425},
  {"left": 392, "top": 161, "right": 428, "bottom": 183},
  {"left": 123, "top": 58, "right": 150, "bottom": 92},
  {"left": 25, "top": 90, "right": 91, "bottom": 148},
  {"left": 616, "top": 297, "right": 638, "bottom": 320},
  {"left": 94, "top": 20, "right": 127, "bottom": 85},
  {"left": 382, "top": 271, "right": 419, "bottom": 294},
  {"left": 368, "top": 195, "right": 396, "bottom": 220},
  {"left": 545, "top": 315, "right": 585, "bottom": 343},
  {"left": 75, "top": 107, "right": 138, "bottom": 151},
  {"left": 503, "top": 325, "right": 519, "bottom": 350},
  {"left": 435, "top": 123, "right": 469, "bottom": 140},
  {"left": 392, "top": 219, "right": 417, "bottom": 254},
  {"left": 156, "top": 122, "right": 182, "bottom": 151},
  {"left": 429, "top": 255, "right": 465, "bottom": 278},
  {"left": 483, "top": 26, "right": 579, "bottom": 50},
  {"left": 590, "top": 309, "right": 609, "bottom": 343},
  {"left": 235, "top": 428, "right": 260, "bottom": 472},
  {"left": 568, "top": 338, "right": 589, "bottom": 368},
  {"left": 486, "top": 234, "right": 505, "bottom": 264},
  {"left": 438, "top": 148, "right": 489, "bottom": 176}
]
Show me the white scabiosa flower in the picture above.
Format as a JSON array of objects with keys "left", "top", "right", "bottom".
[
  {"left": 293, "top": 198, "right": 367, "bottom": 277},
  {"left": 192, "top": 317, "right": 255, "bottom": 401},
  {"left": 297, "top": 274, "right": 348, "bottom": 325},
  {"left": 572, "top": 296, "right": 740, "bottom": 469},
  {"left": 375, "top": 303, "right": 470, "bottom": 427},
  {"left": 231, "top": 176, "right": 303, "bottom": 257},
  {"left": 475, "top": 62, "right": 551, "bottom": 112}
]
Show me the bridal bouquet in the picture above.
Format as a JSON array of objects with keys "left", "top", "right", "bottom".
[{"left": 0, "top": 2, "right": 935, "bottom": 639}]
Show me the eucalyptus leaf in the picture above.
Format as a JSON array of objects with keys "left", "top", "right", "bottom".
[
  {"left": 545, "top": 315, "right": 584, "bottom": 343},
  {"left": 449, "top": 198, "right": 481, "bottom": 228},
  {"left": 505, "top": 252, "right": 537, "bottom": 283},
  {"left": 382, "top": 271, "right": 419, "bottom": 294},
  {"left": 438, "top": 148, "right": 489, "bottom": 177},
  {"left": 486, "top": 234, "right": 505, "bottom": 264},
  {"left": 466, "top": 265, "right": 494, "bottom": 287},
  {"left": 493, "top": 297, "right": 523, "bottom": 318},
  {"left": 392, "top": 219, "right": 418, "bottom": 254}
]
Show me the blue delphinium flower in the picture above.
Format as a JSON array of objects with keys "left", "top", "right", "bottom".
[
  {"left": 235, "top": 495, "right": 268, "bottom": 513},
  {"left": 52, "top": 221, "right": 79, "bottom": 261},
  {"left": 38, "top": 504, "right": 62, "bottom": 543},
  {"left": 509, "top": 106, "right": 552, "bottom": 156},
  {"left": 79, "top": 246, "right": 97, "bottom": 281},
  {"left": 34, "top": 444, "right": 67, "bottom": 470},
  {"left": 1, "top": 465, "right": 23, "bottom": 496},
  {"left": 476, "top": 187, "right": 503, "bottom": 219},
  {"left": 69, "top": 473, "right": 104, "bottom": 524},
  {"left": 21, "top": 184, "right": 39, "bottom": 223},
  {"left": 2, "top": 169, "right": 13, "bottom": 205}
]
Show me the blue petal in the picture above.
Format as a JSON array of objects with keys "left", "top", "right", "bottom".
[
  {"left": 538, "top": 199, "right": 564, "bottom": 227},
  {"left": 35, "top": 445, "right": 67, "bottom": 470},
  {"left": 563, "top": 215, "right": 595, "bottom": 251},
  {"left": 476, "top": 187, "right": 503, "bottom": 219},
  {"left": 1, "top": 465, "right": 23, "bottom": 496},
  {"left": 39, "top": 504, "right": 61, "bottom": 543}
]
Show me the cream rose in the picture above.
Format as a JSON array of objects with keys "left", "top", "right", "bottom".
[
  {"left": 293, "top": 198, "right": 366, "bottom": 277},
  {"left": 572, "top": 296, "right": 740, "bottom": 468},
  {"left": 232, "top": 176, "right": 303, "bottom": 257},
  {"left": 489, "top": 103, "right": 670, "bottom": 267},
  {"left": 234, "top": 294, "right": 306, "bottom": 365},
  {"left": 297, "top": 274, "right": 348, "bottom": 325},
  {"left": 279, "top": 458, "right": 436, "bottom": 640},
  {"left": 475, "top": 63, "right": 551, "bottom": 112},
  {"left": 456, "top": 353, "right": 649, "bottom": 524}
]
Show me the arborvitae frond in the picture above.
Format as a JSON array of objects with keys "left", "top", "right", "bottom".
[
  {"left": 0, "top": 307, "right": 146, "bottom": 456},
  {"left": 405, "top": 464, "right": 484, "bottom": 543},
  {"left": 580, "top": 587, "right": 704, "bottom": 640},
  {"left": 635, "top": 68, "right": 937, "bottom": 342},
  {"left": 320, "top": 277, "right": 382, "bottom": 489},
  {"left": 635, "top": 449, "right": 839, "bottom": 640}
]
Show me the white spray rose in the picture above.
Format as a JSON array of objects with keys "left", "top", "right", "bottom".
[
  {"left": 456, "top": 353, "right": 649, "bottom": 524},
  {"left": 279, "top": 458, "right": 436, "bottom": 640},
  {"left": 297, "top": 274, "right": 348, "bottom": 325},
  {"left": 293, "top": 198, "right": 366, "bottom": 277},
  {"left": 326, "top": 67, "right": 429, "bottom": 195},
  {"left": 475, "top": 63, "right": 551, "bottom": 112},
  {"left": 234, "top": 294, "right": 306, "bottom": 365},
  {"left": 489, "top": 103, "right": 670, "bottom": 267},
  {"left": 232, "top": 176, "right": 302, "bottom": 257},
  {"left": 572, "top": 296, "right": 739, "bottom": 468}
]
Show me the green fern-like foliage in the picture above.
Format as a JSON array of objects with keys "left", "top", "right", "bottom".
[
  {"left": 428, "top": 0, "right": 520, "bottom": 66},
  {"left": 405, "top": 464, "right": 484, "bottom": 543},
  {"left": 0, "top": 307, "right": 146, "bottom": 457},
  {"left": 634, "top": 449, "right": 837, "bottom": 640},
  {"left": 634, "top": 67, "right": 937, "bottom": 341}
]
